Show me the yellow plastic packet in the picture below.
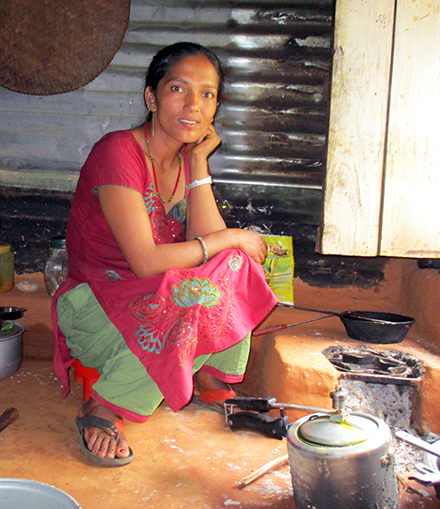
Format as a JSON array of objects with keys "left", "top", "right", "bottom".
[{"left": 263, "top": 235, "right": 294, "bottom": 305}]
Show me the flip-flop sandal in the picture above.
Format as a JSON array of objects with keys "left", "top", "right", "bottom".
[
  {"left": 75, "top": 415, "right": 134, "bottom": 467},
  {"left": 191, "top": 389, "right": 239, "bottom": 414}
]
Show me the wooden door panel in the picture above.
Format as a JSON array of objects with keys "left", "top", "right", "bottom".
[
  {"left": 380, "top": 1, "right": 440, "bottom": 257},
  {"left": 320, "top": 0, "right": 395, "bottom": 256}
]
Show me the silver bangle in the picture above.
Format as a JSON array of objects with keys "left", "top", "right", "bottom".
[
  {"left": 187, "top": 176, "right": 212, "bottom": 190},
  {"left": 195, "top": 237, "right": 209, "bottom": 265}
]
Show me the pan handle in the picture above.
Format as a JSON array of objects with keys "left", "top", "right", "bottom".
[
  {"left": 227, "top": 412, "right": 289, "bottom": 440},
  {"left": 288, "top": 305, "right": 339, "bottom": 317},
  {"left": 253, "top": 315, "right": 334, "bottom": 337},
  {"left": 253, "top": 324, "right": 289, "bottom": 336}
]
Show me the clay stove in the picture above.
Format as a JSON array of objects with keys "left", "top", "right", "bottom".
[
  {"left": 323, "top": 346, "right": 424, "bottom": 430},
  {"left": 322, "top": 345, "right": 429, "bottom": 477}
]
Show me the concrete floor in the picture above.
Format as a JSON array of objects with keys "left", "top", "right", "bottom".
[{"left": 1, "top": 273, "right": 440, "bottom": 508}]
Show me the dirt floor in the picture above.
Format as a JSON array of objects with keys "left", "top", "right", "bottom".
[{"left": 1, "top": 273, "right": 440, "bottom": 508}]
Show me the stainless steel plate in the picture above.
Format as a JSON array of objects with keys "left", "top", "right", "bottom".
[
  {"left": 0, "top": 479, "right": 81, "bottom": 508},
  {"left": 424, "top": 440, "right": 440, "bottom": 472}
]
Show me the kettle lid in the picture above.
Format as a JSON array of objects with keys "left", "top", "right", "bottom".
[{"left": 298, "top": 413, "right": 379, "bottom": 446}]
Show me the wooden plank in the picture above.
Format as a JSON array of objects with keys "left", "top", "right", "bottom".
[
  {"left": 319, "top": 0, "right": 395, "bottom": 256},
  {"left": 380, "top": 0, "right": 440, "bottom": 257},
  {"left": 0, "top": 168, "right": 78, "bottom": 192}
]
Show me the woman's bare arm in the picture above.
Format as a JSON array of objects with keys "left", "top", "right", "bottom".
[
  {"left": 184, "top": 124, "right": 226, "bottom": 239},
  {"left": 98, "top": 184, "right": 267, "bottom": 278}
]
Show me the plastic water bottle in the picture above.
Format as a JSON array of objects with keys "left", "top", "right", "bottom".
[{"left": 44, "top": 237, "right": 68, "bottom": 296}]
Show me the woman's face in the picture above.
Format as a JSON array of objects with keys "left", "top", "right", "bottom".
[{"left": 145, "top": 54, "right": 220, "bottom": 145}]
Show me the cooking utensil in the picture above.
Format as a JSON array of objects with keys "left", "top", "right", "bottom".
[
  {"left": 226, "top": 389, "right": 398, "bottom": 509},
  {"left": 288, "top": 411, "right": 398, "bottom": 509},
  {"left": 395, "top": 430, "right": 440, "bottom": 459},
  {"left": 254, "top": 306, "right": 414, "bottom": 344},
  {"left": 0, "top": 307, "right": 26, "bottom": 329},
  {"left": 0, "top": 479, "right": 82, "bottom": 508},
  {"left": 225, "top": 388, "right": 348, "bottom": 440},
  {"left": 253, "top": 314, "right": 339, "bottom": 335},
  {"left": 0, "top": 321, "right": 25, "bottom": 379},
  {"left": 0, "top": 408, "right": 19, "bottom": 434},
  {"left": 421, "top": 440, "right": 440, "bottom": 500},
  {"left": 408, "top": 463, "right": 440, "bottom": 486},
  {"left": 423, "top": 439, "right": 440, "bottom": 471}
]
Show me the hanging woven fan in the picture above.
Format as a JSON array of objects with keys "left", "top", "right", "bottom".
[{"left": 0, "top": 0, "right": 131, "bottom": 95}]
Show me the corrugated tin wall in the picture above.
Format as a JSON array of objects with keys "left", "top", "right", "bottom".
[{"left": 0, "top": 0, "right": 334, "bottom": 232}]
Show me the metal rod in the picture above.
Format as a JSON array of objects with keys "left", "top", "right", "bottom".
[
  {"left": 269, "top": 401, "right": 335, "bottom": 415},
  {"left": 288, "top": 304, "right": 339, "bottom": 316},
  {"left": 395, "top": 430, "right": 440, "bottom": 459},
  {"left": 253, "top": 315, "right": 334, "bottom": 336}
]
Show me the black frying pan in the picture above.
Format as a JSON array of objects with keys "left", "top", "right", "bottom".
[
  {"left": 0, "top": 307, "right": 26, "bottom": 329},
  {"left": 254, "top": 306, "right": 415, "bottom": 344}
]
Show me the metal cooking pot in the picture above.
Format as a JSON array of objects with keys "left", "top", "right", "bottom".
[
  {"left": 254, "top": 305, "right": 415, "bottom": 344},
  {"left": 0, "top": 321, "right": 25, "bottom": 379},
  {"left": 287, "top": 410, "right": 399, "bottom": 509},
  {"left": 226, "top": 388, "right": 399, "bottom": 508}
]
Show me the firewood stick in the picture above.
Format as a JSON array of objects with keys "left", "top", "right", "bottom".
[
  {"left": 0, "top": 407, "right": 19, "bottom": 434},
  {"left": 234, "top": 454, "right": 289, "bottom": 489}
]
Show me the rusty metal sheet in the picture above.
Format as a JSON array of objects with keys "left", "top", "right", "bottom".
[{"left": 0, "top": 0, "right": 334, "bottom": 229}]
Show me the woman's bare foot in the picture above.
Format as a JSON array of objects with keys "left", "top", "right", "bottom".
[
  {"left": 193, "top": 370, "right": 233, "bottom": 396},
  {"left": 78, "top": 398, "right": 131, "bottom": 460}
]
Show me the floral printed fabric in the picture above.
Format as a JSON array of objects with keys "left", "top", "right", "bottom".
[
  {"left": 143, "top": 183, "right": 186, "bottom": 246},
  {"left": 64, "top": 131, "right": 189, "bottom": 284},
  {"left": 51, "top": 130, "right": 277, "bottom": 408},
  {"left": 89, "top": 249, "right": 277, "bottom": 411}
]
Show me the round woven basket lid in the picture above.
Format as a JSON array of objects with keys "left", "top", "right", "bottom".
[{"left": 0, "top": 0, "right": 131, "bottom": 95}]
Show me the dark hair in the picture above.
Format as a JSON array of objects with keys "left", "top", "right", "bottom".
[{"left": 145, "top": 42, "right": 224, "bottom": 116}]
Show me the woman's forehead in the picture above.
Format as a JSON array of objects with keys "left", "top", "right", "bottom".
[{"left": 163, "top": 54, "right": 220, "bottom": 87}]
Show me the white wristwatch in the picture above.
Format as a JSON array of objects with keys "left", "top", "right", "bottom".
[{"left": 186, "top": 176, "right": 213, "bottom": 190}]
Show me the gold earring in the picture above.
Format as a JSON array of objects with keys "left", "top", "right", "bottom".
[{"left": 151, "top": 110, "right": 155, "bottom": 137}]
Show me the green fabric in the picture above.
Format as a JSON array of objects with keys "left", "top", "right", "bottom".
[{"left": 57, "top": 283, "right": 250, "bottom": 416}]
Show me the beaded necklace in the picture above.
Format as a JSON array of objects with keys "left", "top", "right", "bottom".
[{"left": 144, "top": 123, "right": 182, "bottom": 205}]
